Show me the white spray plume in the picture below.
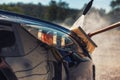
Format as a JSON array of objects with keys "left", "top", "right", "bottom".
[
  {"left": 68, "top": 9, "right": 120, "bottom": 80},
  {"left": 83, "top": 11, "right": 110, "bottom": 33},
  {"left": 70, "top": 15, "right": 85, "bottom": 30}
]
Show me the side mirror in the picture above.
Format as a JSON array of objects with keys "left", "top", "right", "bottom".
[{"left": 0, "top": 30, "right": 15, "bottom": 48}]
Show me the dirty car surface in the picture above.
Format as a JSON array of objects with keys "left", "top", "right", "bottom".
[{"left": 0, "top": 10, "right": 95, "bottom": 80}]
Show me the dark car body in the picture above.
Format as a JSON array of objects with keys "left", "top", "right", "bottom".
[{"left": 0, "top": 10, "right": 95, "bottom": 80}]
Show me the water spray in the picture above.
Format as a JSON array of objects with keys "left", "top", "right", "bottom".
[
  {"left": 70, "top": 0, "right": 120, "bottom": 53},
  {"left": 70, "top": 0, "right": 94, "bottom": 30}
]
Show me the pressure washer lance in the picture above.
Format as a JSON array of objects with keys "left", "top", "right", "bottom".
[{"left": 88, "top": 21, "right": 120, "bottom": 38}]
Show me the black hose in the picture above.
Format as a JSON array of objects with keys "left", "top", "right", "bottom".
[{"left": 83, "top": 0, "right": 94, "bottom": 15}]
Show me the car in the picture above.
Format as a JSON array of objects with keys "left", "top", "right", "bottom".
[
  {"left": 0, "top": 8, "right": 96, "bottom": 80},
  {"left": 0, "top": 0, "right": 96, "bottom": 80}
]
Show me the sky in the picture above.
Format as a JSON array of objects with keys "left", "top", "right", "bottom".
[{"left": 0, "top": 0, "right": 112, "bottom": 12}]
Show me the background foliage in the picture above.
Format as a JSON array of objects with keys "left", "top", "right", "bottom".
[{"left": 0, "top": 0, "right": 119, "bottom": 25}]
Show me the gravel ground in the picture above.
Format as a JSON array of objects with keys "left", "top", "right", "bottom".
[{"left": 92, "top": 30, "right": 120, "bottom": 80}]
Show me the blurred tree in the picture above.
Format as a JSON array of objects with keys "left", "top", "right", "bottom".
[
  {"left": 45, "top": 0, "right": 70, "bottom": 21},
  {"left": 16, "top": 2, "right": 45, "bottom": 19},
  {"left": 0, "top": 1, "right": 79, "bottom": 23},
  {"left": 45, "top": 0, "right": 58, "bottom": 21},
  {"left": 0, "top": 3, "right": 23, "bottom": 13},
  {"left": 110, "top": 0, "right": 120, "bottom": 9},
  {"left": 57, "top": 1, "right": 69, "bottom": 21},
  {"left": 109, "top": 0, "right": 120, "bottom": 23},
  {"left": 58, "top": 1, "right": 69, "bottom": 8}
]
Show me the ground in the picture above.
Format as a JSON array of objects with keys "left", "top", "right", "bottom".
[{"left": 92, "top": 30, "right": 120, "bottom": 80}]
